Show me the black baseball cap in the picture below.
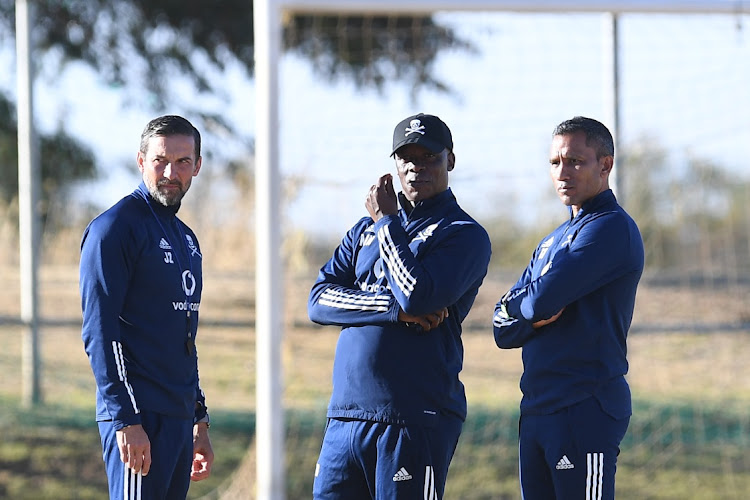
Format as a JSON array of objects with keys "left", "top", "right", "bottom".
[{"left": 391, "top": 113, "right": 453, "bottom": 156}]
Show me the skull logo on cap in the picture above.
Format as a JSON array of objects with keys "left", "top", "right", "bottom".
[{"left": 405, "top": 119, "right": 426, "bottom": 136}]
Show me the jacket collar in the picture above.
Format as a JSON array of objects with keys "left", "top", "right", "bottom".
[
  {"left": 135, "top": 181, "right": 181, "bottom": 218},
  {"left": 569, "top": 189, "right": 616, "bottom": 220},
  {"left": 398, "top": 188, "right": 455, "bottom": 218}
]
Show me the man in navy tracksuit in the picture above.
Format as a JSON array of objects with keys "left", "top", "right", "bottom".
[
  {"left": 309, "top": 113, "right": 492, "bottom": 499},
  {"left": 493, "top": 116, "right": 644, "bottom": 499},
  {"left": 80, "top": 115, "right": 213, "bottom": 499}
]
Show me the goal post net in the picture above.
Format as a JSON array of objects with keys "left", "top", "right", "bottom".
[{"left": 246, "top": 2, "right": 750, "bottom": 499}]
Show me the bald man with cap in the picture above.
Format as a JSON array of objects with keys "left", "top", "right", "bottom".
[{"left": 308, "top": 113, "right": 492, "bottom": 500}]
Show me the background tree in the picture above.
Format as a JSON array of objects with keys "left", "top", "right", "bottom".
[
  {"left": 0, "top": 0, "right": 473, "bottom": 135},
  {"left": 672, "top": 157, "right": 736, "bottom": 280},
  {"left": 0, "top": 93, "right": 96, "bottom": 226},
  {"left": 621, "top": 137, "right": 675, "bottom": 270},
  {"left": 621, "top": 138, "right": 750, "bottom": 277},
  {"left": 0, "top": 0, "right": 473, "bottom": 218}
]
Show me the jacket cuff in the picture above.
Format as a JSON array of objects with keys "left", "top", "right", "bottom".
[
  {"left": 194, "top": 414, "right": 210, "bottom": 428},
  {"left": 194, "top": 401, "right": 208, "bottom": 423},
  {"left": 113, "top": 415, "right": 142, "bottom": 431}
]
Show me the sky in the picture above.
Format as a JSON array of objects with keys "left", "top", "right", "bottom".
[{"left": 2, "top": 10, "right": 749, "bottom": 239}]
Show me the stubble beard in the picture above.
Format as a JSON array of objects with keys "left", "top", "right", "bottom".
[{"left": 147, "top": 178, "right": 187, "bottom": 207}]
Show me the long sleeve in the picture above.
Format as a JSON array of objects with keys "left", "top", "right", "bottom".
[
  {"left": 81, "top": 185, "right": 205, "bottom": 426},
  {"left": 494, "top": 190, "right": 644, "bottom": 416},
  {"left": 310, "top": 190, "right": 491, "bottom": 425},
  {"left": 373, "top": 214, "right": 492, "bottom": 318},
  {"left": 504, "top": 213, "right": 639, "bottom": 324},
  {"left": 80, "top": 214, "right": 141, "bottom": 430},
  {"left": 492, "top": 267, "right": 536, "bottom": 349},
  {"left": 308, "top": 218, "right": 401, "bottom": 327}
]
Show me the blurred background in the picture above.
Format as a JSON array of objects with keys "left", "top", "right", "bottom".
[{"left": 0, "top": 1, "right": 749, "bottom": 498}]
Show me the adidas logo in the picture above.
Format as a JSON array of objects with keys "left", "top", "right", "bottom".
[
  {"left": 556, "top": 455, "right": 575, "bottom": 470},
  {"left": 159, "top": 238, "right": 172, "bottom": 250},
  {"left": 392, "top": 467, "right": 413, "bottom": 482}
]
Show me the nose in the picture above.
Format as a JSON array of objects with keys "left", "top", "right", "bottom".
[
  {"left": 406, "top": 160, "right": 425, "bottom": 172},
  {"left": 553, "top": 161, "right": 570, "bottom": 181},
  {"left": 163, "top": 162, "right": 177, "bottom": 179}
]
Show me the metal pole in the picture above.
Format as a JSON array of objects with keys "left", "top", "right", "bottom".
[
  {"left": 280, "top": 0, "right": 750, "bottom": 15},
  {"left": 254, "top": 0, "right": 286, "bottom": 498},
  {"left": 16, "top": 0, "right": 41, "bottom": 408},
  {"left": 603, "top": 12, "right": 622, "bottom": 203}
]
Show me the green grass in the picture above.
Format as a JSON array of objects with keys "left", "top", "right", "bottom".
[
  {"left": 281, "top": 404, "right": 750, "bottom": 499},
  {"left": 0, "top": 397, "right": 253, "bottom": 500},
  {"left": 2, "top": 396, "right": 750, "bottom": 499},
  {"left": 2, "top": 266, "right": 750, "bottom": 498}
]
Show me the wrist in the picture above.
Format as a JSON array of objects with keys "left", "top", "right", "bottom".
[{"left": 194, "top": 414, "right": 210, "bottom": 429}]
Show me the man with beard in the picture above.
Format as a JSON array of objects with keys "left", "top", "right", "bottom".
[{"left": 80, "top": 115, "right": 213, "bottom": 499}]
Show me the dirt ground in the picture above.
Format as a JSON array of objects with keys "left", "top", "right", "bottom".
[
  {"left": 2, "top": 264, "right": 748, "bottom": 410},
  {"left": 2, "top": 263, "right": 749, "bottom": 499}
]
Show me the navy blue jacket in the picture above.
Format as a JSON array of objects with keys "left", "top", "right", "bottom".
[
  {"left": 80, "top": 183, "right": 207, "bottom": 430},
  {"left": 493, "top": 190, "right": 643, "bottom": 418},
  {"left": 308, "top": 188, "right": 491, "bottom": 427}
]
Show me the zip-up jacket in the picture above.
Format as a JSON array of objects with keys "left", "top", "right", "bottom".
[
  {"left": 493, "top": 189, "right": 643, "bottom": 418},
  {"left": 80, "top": 182, "right": 207, "bottom": 430},
  {"left": 308, "top": 188, "right": 491, "bottom": 427}
]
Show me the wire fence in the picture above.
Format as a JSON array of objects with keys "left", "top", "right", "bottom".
[{"left": 2, "top": 8, "right": 750, "bottom": 500}]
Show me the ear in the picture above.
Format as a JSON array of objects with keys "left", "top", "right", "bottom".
[
  {"left": 136, "top": 151, "right": 146, "bottom": 174},
  {"left": 600, "top": 155, "right": 613, "bottom": 178},
  {"left": 447, "top": 151, "right": 456, "bottom": 172},
  {"left": 193, "top": 156, "right": 202, "bottom": 177}
]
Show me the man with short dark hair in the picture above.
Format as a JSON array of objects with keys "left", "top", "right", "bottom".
[
  {"left": 80, "top": 115, "right": 213, "bottom": 499},
  {"left": 309, "top": 113, "right": 492, "bottom": 499},
  {"left": 493, "top": 116, "right": 644, "bottom": 499}
]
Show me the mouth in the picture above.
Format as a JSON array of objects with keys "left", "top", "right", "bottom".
[
  {"left": 158, "top": 181, "right": 182, "bottom": 191},
  {"left": 408, "top": 178, "right": 429, "bottom": 187}
]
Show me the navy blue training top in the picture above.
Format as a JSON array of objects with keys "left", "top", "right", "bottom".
[
  {"left": 493, "top": 189, "right": 644, "bottom": 418},
  {"left": 80, "top": 183, "right": 207, "bottom": 430},
  {"left": 308, "top": 188, "right": 492, "bottom": 427}
]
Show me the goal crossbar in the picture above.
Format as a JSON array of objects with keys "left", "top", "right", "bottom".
[{"left": 279, "top": 0, "right": 750, "bottom": 15}]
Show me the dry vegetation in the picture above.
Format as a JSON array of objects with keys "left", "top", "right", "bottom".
[
  {"left": 7, "top": 262, "right": 746, "bottom": 413},
  {"left": 2, "top": 219, "right": 750, "bottom": 498}
]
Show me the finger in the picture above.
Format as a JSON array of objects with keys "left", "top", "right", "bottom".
[
  {"left": 141, "top": 450, "right": 152, "bottom": 476},
  {"left": 427, "top": 314, "right": 442, "bottom": 330},
  {"left": 414, "top": 317, "right": 430, "bottom": 331},
  {"left": 365, "top": 187, "right": 376, "bottom": 207},
  {"left": 130, "top": 450, "right": 142, "bottom": 473},
  {"left": 429, "top": 310, "right": 444, "bottom": 326},
  {"left": 191, "top": 470, "right": 209, "bottom": 481},
  {"left": 384, "top": 177, "right": 396, "bottom": 197},
  {"left": 126, "top": 454, "right": 137, "bottom": 472},
  {"left": 117, "top": 436, "right": 129, "bottom": 464},
  {"left": 190, "top": 455, "right": 210, "bottom": 481}
]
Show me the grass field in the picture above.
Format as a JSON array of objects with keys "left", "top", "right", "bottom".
[{"left": 1, "top": 264, "right": 749, "bottom": 499}]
